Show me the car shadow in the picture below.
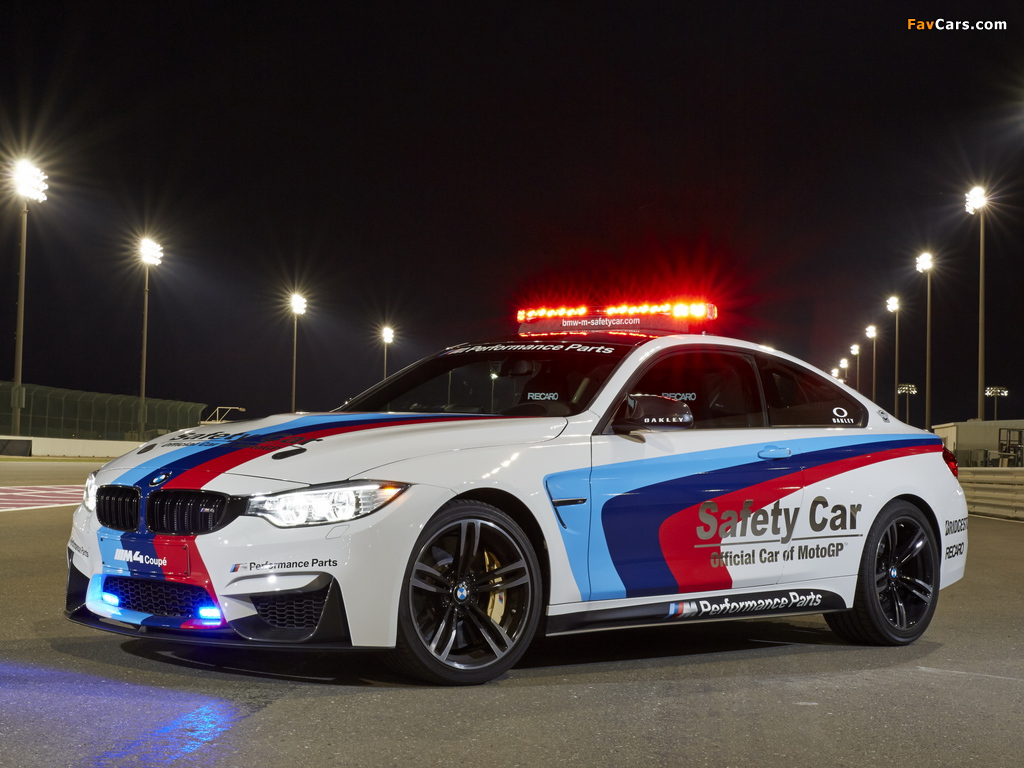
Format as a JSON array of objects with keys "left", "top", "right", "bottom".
[
  {"left": 115, "top": 640, "right": 403, "bottom": 686},
  {"left": 518, "top": 616, "right": 838, "bottom": 670},
  {"left": 86, "top": 614, "right": 937, "bottom": 688}
]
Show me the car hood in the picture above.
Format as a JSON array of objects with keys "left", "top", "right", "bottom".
[{"left": 97, "top": 412, "right": 568, "bottom": 493}]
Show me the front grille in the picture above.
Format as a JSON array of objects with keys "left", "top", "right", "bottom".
[
  {"left": 252, "top": 586, "right": 330, "bottom": 629},
  {"left": 96, "top": 486, "right": 141, "bottom": 531},
  {"left": 147, "top": 490, "right": 242, "bottom": 535},
  {"left": 103, "top": 576, "right": 212, "bottom": 618}
]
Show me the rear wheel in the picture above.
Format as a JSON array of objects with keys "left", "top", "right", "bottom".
[
  {"left": 389, "top": 500, "right": 542, "bottom": 685},
  {"left": 826, "top": 499, "right": 939, "bottom": 645}
]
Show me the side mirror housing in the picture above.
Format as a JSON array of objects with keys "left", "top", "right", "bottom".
[{"left": 612, "top": 395, "right": 694, "bottom": 435}]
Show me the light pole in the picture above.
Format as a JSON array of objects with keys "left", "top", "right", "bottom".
[
  {"left": 850, "top": 344, "right": 861, "bottom": 392},
  {"left": 866, "top": 326, "right": 877, "bottom": 402},
  {"left": 290, "top": 294, "right": 306, "bottom": 411},
  {"left": 986, "top": 387, "right": 1008, "bottom": 420},
  {"left": 382, "top": 326, "right": 394, "bottom": 379},
  {"left": 887, "top": 297, "right": 900, "bottom": 418},
  {"left": 138, "top": 238, "right": 163, "bottom": 439},
  {"left": 10, "top": 160, "right": 48, "bottom": 436},
  {"left": 916, "top": 253, "right": 934, "bottom": 429},
  {"left": 839, "top": 358, "right": 849, "bottom": 382},
  {"left": 966, "top": 186, "right": 987, "bottom": 420},
  {"left": 898, "top": 383, "right": 918, "bottom": 426}
]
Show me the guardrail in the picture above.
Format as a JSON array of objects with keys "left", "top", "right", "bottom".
[
  {"left": 958, "top": 468, "right": 1024, "bottom": 521},
  {"left": 0, "top": 436, "right": 140, "bottom": 459}
]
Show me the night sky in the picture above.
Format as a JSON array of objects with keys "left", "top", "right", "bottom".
[{"left": 3, "top": 1, "right": 1024, "bottom": 426}]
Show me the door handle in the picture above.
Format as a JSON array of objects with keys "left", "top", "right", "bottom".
[{"left": 757, "top": 445, "right": 792, "bottom": 460}]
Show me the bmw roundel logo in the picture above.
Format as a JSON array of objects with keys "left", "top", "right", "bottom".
[
  {"left": 149, "top": 472, "right": 172, "bottom": 487},
  {"left": 455, "top": 584, "right": 469, "bottom": 602}
]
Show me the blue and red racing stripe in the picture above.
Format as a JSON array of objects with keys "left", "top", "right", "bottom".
[
  {"left": 90, "top": 529, "right": 218, "bottom": 629},
  {"left": 111, "top": 413, "right": 498, "bottom": 490},
  {"left": 598, "top": 434, "right": 942, "bottom": 599}
]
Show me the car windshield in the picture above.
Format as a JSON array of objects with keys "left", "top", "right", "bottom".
[{"left": 341, "top": 339, "right": 634, "bottom": 417}]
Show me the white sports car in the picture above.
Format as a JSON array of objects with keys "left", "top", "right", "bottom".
[{"left": 65, "top": 302, "right": 968, "bottom": 684}]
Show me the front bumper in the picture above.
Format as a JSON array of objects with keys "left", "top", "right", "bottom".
[
  {"left": 64, "top": 552, "right": 355, "bottom": 649},
  {"left": 65, "top": 483, "right": 456, "bottom": 649}
]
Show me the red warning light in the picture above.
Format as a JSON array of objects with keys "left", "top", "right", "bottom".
[
  {"left": 516, "top": 306, "right": 590, "bottom": 323},
  {"left": 516, "top": 299, "right": 718, "bottom": 333},
  {"left": 603, "top": 301, "right": 718, "bottom": 320}
]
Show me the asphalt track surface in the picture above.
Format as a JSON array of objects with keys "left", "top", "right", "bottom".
[{"left": 1, "top": 460, "right": 1022, "bottom": 768}]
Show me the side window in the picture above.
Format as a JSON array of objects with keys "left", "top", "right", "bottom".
[
  {"left": 628, "top": 350, "right": 766, "bottom": 429},
  {"left": 756, "top": 355, "right": 867, "bottom": 427}
]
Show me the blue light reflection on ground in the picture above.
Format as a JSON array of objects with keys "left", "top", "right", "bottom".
[
  {"left": 91, "top": 701, "right": 242, "bottom": 767},
  {"left": 0, "top": 662, "right": 248, "bottom": 767}
]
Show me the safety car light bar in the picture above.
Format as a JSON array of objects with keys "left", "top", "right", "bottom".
[{"left": 517, "top": 300, "right": 717, "bottom": 334}]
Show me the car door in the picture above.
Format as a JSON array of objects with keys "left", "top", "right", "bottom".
[
  {"left": 588, "top": 348, "right": 805, "bottom": 601},
  {"left": 752, "top": 353, "right": 871, "bottom": 585}
]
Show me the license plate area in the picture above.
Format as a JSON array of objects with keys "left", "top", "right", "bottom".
[{"left": 100, "top": 535, "right": 190, "bottom": 577}]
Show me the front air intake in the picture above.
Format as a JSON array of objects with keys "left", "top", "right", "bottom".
[
  {"left": 102, "top": 576, "right": 212, "bottom": 618},
  {"left": 252, "top": 586, "right": 331, "bottom": 629}
]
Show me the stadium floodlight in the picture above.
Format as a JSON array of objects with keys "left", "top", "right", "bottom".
[
  {"left": 139, "top": 238, "right": 163, "bottom": 265},
  {"left": 985, "top": 386, "right": 1008, "bottom": 420},
  {"left": 383, "top": 326, "right": 395, "bottom": 379},
  {"left": 138, "top": 238, "right": 163, "bottom": 437},
  {"left": 291, "top": 294, "right": 307, "bottom": 411},
  {"left": 886, "top": 298, "right": 900, "bottom": 418},
  {"left": 865, "top": 326, "right": 877, "bottom": 403},
  {"left": 9, "top": 160, "right": 49, "bottom": 436},
  {"left": 966, "top": 187, "right": 988, "bottom": 420},
  {"left": 917, "top": 253, "right": 934, "bottom": 429},
  {"left": 13, "top": 160, "right": 48, "bottom": 201}
]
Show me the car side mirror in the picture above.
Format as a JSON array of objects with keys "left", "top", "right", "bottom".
[{"left": 612, "top": 395, "right": 694, "bottom": 437}]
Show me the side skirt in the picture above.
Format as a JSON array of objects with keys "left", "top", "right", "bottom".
[{"left": 545, "top": 587, "right": 847, "bottom": 636}]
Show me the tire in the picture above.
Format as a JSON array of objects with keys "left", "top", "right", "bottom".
[
  {"left": 388, "top": 500, "right": 543, "bottom": 685},
  {"left": 825, "top": 499, "right": 939, "bottom": 645}
]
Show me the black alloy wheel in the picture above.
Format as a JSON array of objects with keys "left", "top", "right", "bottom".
[
  {"left": 390, "top": 500, "right": 542, "bottom": 685},
  {"left": 826, "top": 499, "right": 939, "bottom": 645}
]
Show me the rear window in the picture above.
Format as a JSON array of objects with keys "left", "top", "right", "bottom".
[{"left": 756, "top": 355, "right": 867, "bottom": 427}]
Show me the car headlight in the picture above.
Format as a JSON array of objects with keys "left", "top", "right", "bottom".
[
  {"left": 245, "top": 481, "right": 408, "bottom": 527},
  {"left": 83, "top": 472, "right": 99, "bottom": 513}
]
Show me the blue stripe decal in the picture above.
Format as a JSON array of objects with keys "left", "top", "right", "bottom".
[
  {"left": 798, "top": 435, "right": 940, "bottom": 471},
  {"left": 590, "top": 434, "right": 938, "bottom": 500},
  {"left": 544, "top": 469, "right": 593, "bottom": 599}
]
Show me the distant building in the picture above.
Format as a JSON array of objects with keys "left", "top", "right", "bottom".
[{"left": 933, "top": 420, "right": 1024, "bottom": 468}]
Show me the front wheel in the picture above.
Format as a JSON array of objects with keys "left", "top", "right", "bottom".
[
  {"left": 389, "top": 500, "right": 543, "bottom": 685},
  {"left": 826, "top": 499, "right": 939, "bottom": 645}
]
